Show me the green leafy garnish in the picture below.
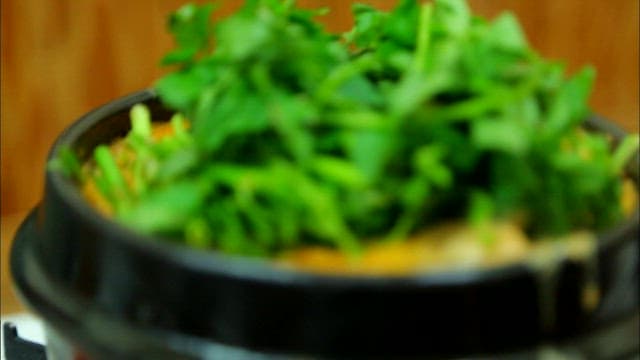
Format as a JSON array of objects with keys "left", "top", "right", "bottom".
[
  {"left": 48, "top": 146, "right": 82, "bottom": 180},
  {"left": 54, "top": 0, "right": 638, "bottom": 257}
]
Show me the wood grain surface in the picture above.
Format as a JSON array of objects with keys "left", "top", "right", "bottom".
[
  {"left": 1, "top": 210, "right": 28, "bottom": 314},
  {"left": 1, "top": 1, "right": 638, "bottom": 314}
]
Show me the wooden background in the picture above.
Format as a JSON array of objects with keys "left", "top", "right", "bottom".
[{"left": 1, "top": 1, "right": 638, "bottom": 313}]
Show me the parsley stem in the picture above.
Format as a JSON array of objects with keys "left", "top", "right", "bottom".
[
  {"left": 413, "top": 3, "right": 433, "bottom": 73},
  {"left": 612, "top": 134, "right": 640, "bottom": 175},
  {"left": 130, "top": 103, "right": 152, "bottom": 139},
  {"left": 94, "top": 145, "right": 130, "bottom": 207}
]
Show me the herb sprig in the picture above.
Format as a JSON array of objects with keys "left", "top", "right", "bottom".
[{"left": 58, "top": 0, "right": 639, "bottom": 257}]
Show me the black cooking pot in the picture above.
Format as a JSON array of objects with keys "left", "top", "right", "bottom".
[{"left": 10, "top": 90, "right": 640, "bottom": 359}]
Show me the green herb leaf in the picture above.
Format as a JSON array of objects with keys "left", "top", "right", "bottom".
[{"left": 66, "top": 1, "right": 631, "bottom": 257}]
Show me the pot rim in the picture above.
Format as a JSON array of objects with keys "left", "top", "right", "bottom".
[{"left": 44, "top": 89, "right": 640, "bottom": 287}]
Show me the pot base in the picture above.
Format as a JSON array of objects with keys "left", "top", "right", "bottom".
[{"left": 11, "top": 209, "right": 640, "bottom": 359}]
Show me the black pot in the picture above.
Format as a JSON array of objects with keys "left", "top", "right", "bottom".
[{"left": 10, "top": 90, "right": 640, "bottom": 359}]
